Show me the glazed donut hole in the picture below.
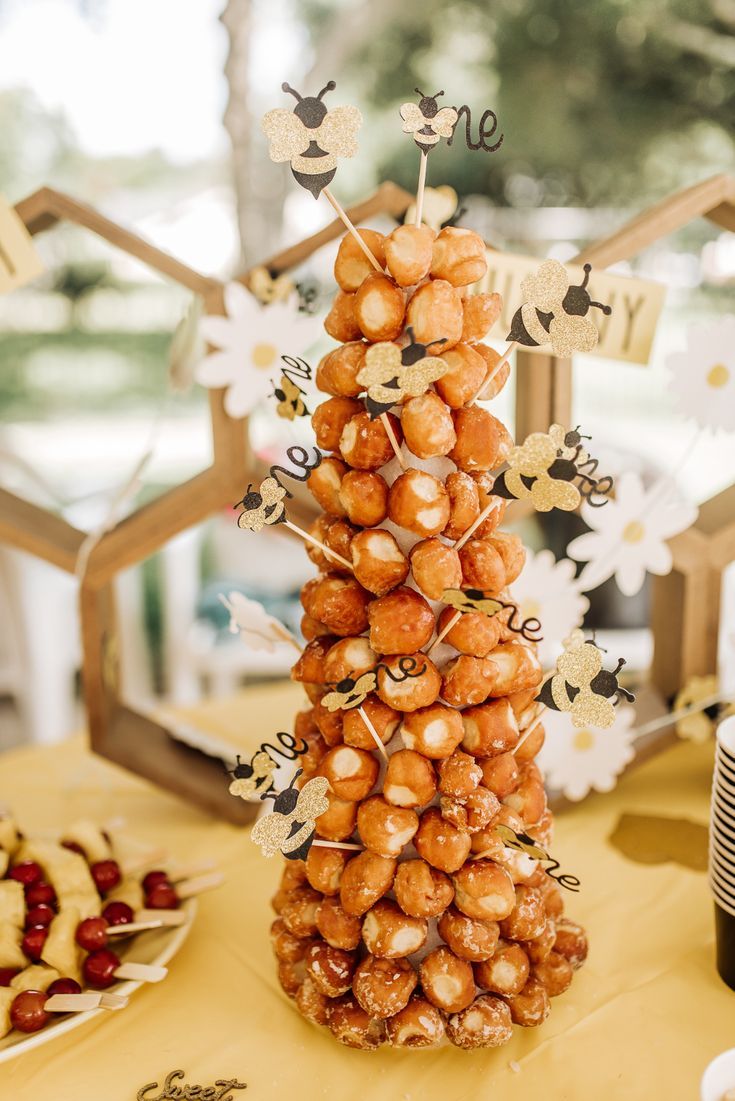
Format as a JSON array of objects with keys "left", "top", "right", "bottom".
[
  {"left": 528, "top": 806, "right": 554, "bottom": 849},
  {"left": 340, "top": 410, "right": 402, "bottom": 470},
  {"left": 409, "top": 538, "right": 462, "bottom": 601},
  {"left": 553, "top": 920, "right": 588, "bottom": 970},
  {"left": 382, "top": 749, "right": 437, "bottom": 808},
  {"left": 459, "top": 538, "right": 506, "bottom": 591},
  {"left": 322, "top": 520, "right": 358, "bottom": 574},
  {"left": 435, "top": 343, "right": 488, "bottom": 408},
  {"left": 385, "top": 995, "right": 445, "bottom": 1048},
  {"left": 405, "top": 279, "right": 463, "bottom": 352},
  {"left": 436, "top": 606, "right": 501, "bottom": 659},
  {"left": 505, "top": 977, "right": 551, "bottom": 1027},
  {"left": 278, "top": 958, "right": 306, "bottom": 998},
  {"left": 486, "top": 641, "right": 543, "bottom": 695},
  {"left": 488, "top": 531, "right": 526, "bottom": 586},
  {"left": 319, "top": 745, "right": 379, "bottom": 802},
  {"left": 400, "top": 703, "right": 464, "bottom": 760},
  {"left": 312, "top": 396, "right": 364, "bottom": 453},
  {"left": 444, "top": 471, "right": 481, "bottom": 541},
  {"left": 367, "top": 586, "right": 435, "bottom": 655},
  {"left": 339, "top": 852, "right": 397, "bottom": 916},
  {"left": 462, "top": 698, "right": 520, "bottom": 757},
  {"left": 477, "top": 755, "right": 520, "bottom": 803},
  {"left": 415, "top": 806, "right": 472, "bottom": 873},
  {"left": 294, "top": 707, "right": 319, "bottom": 740},
  {"left": 279, "top": 860, "right": 308, "bottom": 892},
  {"left": 291, "top": 636, "right": 336, "bottom": 685},
  {"left": 362, "top": 899, "right": 427, "bottom": 958},
  {"left": 474, "top": 342, "right": 511, "bottom": 401},
  {"left": 384, "top": 223, "right": 435, "bottom": 287},
  {"left": 301, "top": 613, "right": 331, "bottom": 642},
  {"left": 475, "top": 942, "right": 530, "bottom": 996},
  {"left": 437, "top": 751, "right": 483, "bottom": 800},
  {"left": 281, "top": 886, "right": 323, "bottom": 937},
  {"left": 305, "top": 515, "right": 332, "bottom": 572},
  {"left": 303, "top": 682, "right": 326, "bottom": 705},
  {"left": 312, "top": 698, "right": 344, "bottom": 746},
  {"left": 524, "top": 918, "right": 557, "bottom": 966},
  {"left": 504, "top": 775, "right": 547, "bottom": 827},
  {"left": 270, "top": 919, "right": 316, "bottom": 963},
  {"left": 316, "top": 341, "right": 366, "bottom": 398},
  {"left": 350, "top": 529, "right": 410, "bottom": 597},
  {"left": 305, "top": 846, "right": 350, "bottom": 897},
  {"left": 308, "top": 457, "right": 349, "bottom": 517},
  {"left": 430, "top": 226, "right": 488, "bottom": 287},
  {"left": 393, "top": 858, "right": 454, "bottom": 919},
  {"left": 323, "top": 636, "right": 376, "bottom": 684},
  {"left": 508, "top": 686, "right": 539, "bottom": 722},
  {"left": 440, "top": 786, "right": 500, "bottom": 834},
  {"left": 327, "top": 994, "right": 384, "bottom": 1049},
  {"left": 298, "top": 730, "right": 329, "bottom": 781},
  {"left": 343, "top": 695, "right": 399, "bottom": 750},
  {"left": 452, "top": 861, "right": 516, "bottom": 921},
  {"left": 301, "top": 576, "right": 370, "bottom": 637},
  {"left": 388, "top": 469, "right": 450, "bottom": 538},
  {"left": 419, "top": 946, "right": 475, "bottom": 1014},
  {"left": 449, "top": 407, "right": 502, "bottom": 472},
  {"left": 357, "top": 796, "right": 419, "bottom": 858},
  {"left": 324, "top": 289, "right": 363, "bottom": 343},
  {"left": 437, "top": 907, "right": 500, "bottom": 963},
  {"left": 295, "top": 974, "right": 331, "bottom": 1026},
  {"left": 353, "top": 955, "right": 418, "bottom": 1018},
  {"left": 354, "top": 273, "right": 406, "bottom": 342},
  {"left": 539, "top": 878, "right": 564, "bottom": 920},
  {"left": 441, "top": 655, "right": 495, "bottom": 708},
  {"left": 533, "top": 950, "right": 574, "bottom": 997},
  {"left": 316, "top": 896, "right": 362, "bottom": 951},
  {"left": 339, "top": 469, "right": 389, "bottom": 527},
  {"left": 460, "top": 292, "right": 502, "bottom": 344},
  {"left": 401, "top": 393, "right": 456, "bottom": 459},
  {"left": 447, "top": 994, "right": 513, "bottom": 1050},
  {"left": 376, "top": 653, "right": 441, "bottom": 712},
  {"left": 514, "top": 719, "right": 546, "bottom": 763},
  {"left": 315, "top": 789, "right": 358, "bottom": 841},
  {"left": 334, "top": 228, "right": 387, "bottom": 292},
  {"left": 306, "top": 940, "right": 356, "bottom": 997}
]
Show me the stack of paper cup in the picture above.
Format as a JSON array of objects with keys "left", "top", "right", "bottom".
[{"left": 709, "top": 715, "right": 735, "bottom": 991}]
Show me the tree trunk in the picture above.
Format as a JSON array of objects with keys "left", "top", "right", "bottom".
[{"left": 220, "top": 0, "right": 253, "bottom": 267}]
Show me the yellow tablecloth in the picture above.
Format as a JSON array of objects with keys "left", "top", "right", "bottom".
[{"left": 0, "top": 683, "right": 731, "bottom": 1101}]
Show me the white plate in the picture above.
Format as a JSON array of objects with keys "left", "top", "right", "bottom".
[{"left": 0, "top": 898, "right": 196, "bottom": 1064}]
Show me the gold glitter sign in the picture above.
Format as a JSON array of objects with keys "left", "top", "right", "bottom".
[{"left": 136, "top": 1069, "right": 247, "bottom": 1101}]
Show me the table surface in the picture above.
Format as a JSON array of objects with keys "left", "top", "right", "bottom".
[{"left": 0, "top": 681, "right": 731, "bottom": 1101}]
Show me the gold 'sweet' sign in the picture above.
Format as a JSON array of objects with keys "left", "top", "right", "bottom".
[
  {"left": 479, "top": 251, "right": 666, "bottom": 366},
  {"left": 136, "top": 1069, "right": 247, "bottom": 1101}
]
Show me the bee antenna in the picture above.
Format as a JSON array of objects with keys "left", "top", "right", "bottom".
[
  {"left": 317, "top": 80, "right": 336, "bottom": 100},
  {"left": 433, "top": 89, "right": 445, "bottom": 98},
  {"left": 405, "top": 325, "right": 415, "bottom": 343},
  {"left": 580, "top": 263, "right": 592, "bottom": 290},
  {"left": 414, "top": 87, "right": 424, "bottom": 97},
  {"left": 281, "top": 82, "right": 302, "bottom": 102},
  {"left": 589, "top": 299, "right": 612, "bottom": 316},
  {"left": 612, "top": 657, "right": 626, "bottom": 676}
]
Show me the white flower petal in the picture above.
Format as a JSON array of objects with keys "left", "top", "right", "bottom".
[
  {"left": 224, "top": 280, "right": 256, "bottom": 319},
  {"left": 614, "top": 555, "right": 647, "bottom": 597},
  {"left": 642, "top": 539, "right": 672, "bottom": 578},
  {"left": 566, "top": 529, "right": 608, "bottom": 565},
  {"left": 195, "top": 350, "right": 238, "bottom": 388},
  {"left": 224, "top": 377, "right": 261, "bottom": 419}
]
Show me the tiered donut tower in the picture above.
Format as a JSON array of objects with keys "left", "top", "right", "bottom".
[{"left": 270, "top": 221, "right": 588, "bottom": 1050}]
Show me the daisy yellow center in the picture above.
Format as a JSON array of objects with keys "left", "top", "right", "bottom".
[
  {"left": 622, "top": 520, "right": 645, "bottom": 544},
  {"left": 706, "top": 363, "right": 730, "bottom": 388},
  {"left": 573, "top": 729, "right": 595, "bottom": 751},
  {"left": 251, "top": 342, "right": 278, "bottom": 369}
]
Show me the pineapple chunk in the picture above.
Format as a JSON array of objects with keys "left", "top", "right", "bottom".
[
  {"left": 0, "top": 882, "right": 24, "bottom": 927},
  {"left": 63, "top": 821, "right": 112, "bottom": 864},
  {"left": 106, "top": 877, "right": 143, "bottom": 912},
  {"left": 0, "top": 852, "right": 8, "bottom": 878},
  {"left": 0, "top": 818, "right": 20, "bottom": 857},
  {"left": 0, "top": 988, "right": 15, "bottom": 1038},
  {"left": 41, "top": 908, "right": 81, "bottom": 984},
  {"left": 21, "top": 841, "right": 100, "bottom": 919},
  {"left": 0, "top": 923, "right": 26, "bottom": 969},
  {"left": 10, "top": 965, "right": 59, "bottom": 993}
]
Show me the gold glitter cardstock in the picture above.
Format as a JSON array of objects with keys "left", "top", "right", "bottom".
[
  {"left": 250, "top": 775, "right": 330, "bottom": 859},
  {"left": 536, "top": 629, "right": 635, "bottom": 729},
  {"left": 493, "top": 423, "right": 613, "bottom": 512},
  {"left": 508, "top": 259, "right": 612, "bottom": 357},
  {"left": 400, "top": 91, "right": 459, "bottom": 154},
  {"left": 357, "top": 339, "right": 448, "bottom": 418}
]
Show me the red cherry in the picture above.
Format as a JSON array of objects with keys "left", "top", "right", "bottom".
[
  {"left": 9, "top": 861, "right": 42, "bottom": 887},
  {"left": 90, "top": 860, "right": 121, "bottom": 895},
  {"left": 25, "top": 904, "right": 55, "bottom": 929},
  {"left": 145, "top": 882, "right": 179, "bottom": 910},
  {"left": 46, "top": 978, "right": 82, "bottom": 996},
  {"left": 83, "top": 948, "right": 120, "bottom": 989},
  {"left": 61, "top": 840, "right": 85, "bottom": 856},
  {"left": 25, "top": 881, "right": 56, "bottom": 907},
  {"left": 75, "top": 916, "right": 108, "bottom": 952},
  {"left": 102, "top": 901, "right": 134, "bottom": 926},
  {"left": 10, "top": 990, "right": 51, "bottom": 1033},
  {"left": 0, "top": 968, "right": 19, "bottom": 987},
  {"left": 142, "top": 870, "right": 169, "bottom": 893},
  {"left": 21, "top": 926, "right": 48, "bottom": 962}
]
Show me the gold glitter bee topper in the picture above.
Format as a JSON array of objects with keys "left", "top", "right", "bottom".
[
  {"left": 356, "top": 328, "right": 448, "bottom": 419},
  {"left": 440, "top": 589, "right": 542, "bottom": 641},
  {"left": 536, "top": 629, "right": 635, "bottom": 729},
  {"left": 507, "top": 260, "right": 612, "bottom": 358},
  {"left": 250, "top": 773, "right": 330, "bottom": 860},
  {"left": 400, "top": 90, "right": 459, "bottom": 154},
  {"left": 493, "top": 424, "right": 613, "bottom": 513}
]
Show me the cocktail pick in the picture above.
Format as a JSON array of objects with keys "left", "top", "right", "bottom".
[
  {"left": 491, "top": 425, "right": 614, "bottom": 513},
  {"left": 43, "top": 991, "right": 129, "bottom": 1013},
  {"left": 271, "top": 356, "right": 313, "bottom": 421},
  {"left": 472, "top": 823, "right": 581, "bottom": 892},
  {"left": 227, "top": 732, "right": 309, "bottom": 802},
  {"left": 400, "top": 90, "right": 459, "bottom": 227},
  {"left": 470, "top": 261, "right": 612, "bottom": 404},
  {"left": 262, "top": 82, "right": 381, "bottom": 273},
  {"left": 429, "top": 589, "right": 543, "bottom": 655}
]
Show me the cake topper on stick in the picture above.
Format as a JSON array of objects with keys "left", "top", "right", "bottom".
[
  {"left": 262, "top": 82, "right": 381, "bottom": 273},
  {"left": 400, "top": 90, "right": 459, "bottom": 227},
  {"left": 493, "top": 424, "right": 614, "bottom": 513}
]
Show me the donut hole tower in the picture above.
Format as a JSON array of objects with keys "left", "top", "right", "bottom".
[{"left": 269, "top": 221, "right": 588, "bottom": 1050}]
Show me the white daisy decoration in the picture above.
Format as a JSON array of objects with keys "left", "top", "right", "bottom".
[
  {"left": 219, "top": 592, "right": 297, "bottom": 653},
  {"left": 509, "top": 549, "right": 589, "bottom": 666},
  {"left": 538, "top": 704, "right": 636, "bottom": 802},
  {"left": 566, "top": 470, "right": 698, "bottom": 597},
  {"left": 666, "top": 316, "right": 735, "bottom": 434},
  {"left": 195, "top": 281, "right": 321, "bottom": 419}
]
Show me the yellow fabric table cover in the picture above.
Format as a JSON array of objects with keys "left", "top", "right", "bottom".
[{"left": 0, "top": 682, "right": 731, "bottom": 1101}]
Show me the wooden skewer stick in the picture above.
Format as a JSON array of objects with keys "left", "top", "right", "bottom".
[
  {"left": 358, "top": 706, "right": 389, "bottom": 761},
  {"left": 511, "top": 710, "right": 546, "bottom": 757},
  {"left": 312, "top": 839, "right": 364, "bottom": 852},
  {"left": 283, "top": 519, "right": 352, "bottom": 570},
  {"left": 380, "top": 413, "right": 406, "bottom": 469},
  {"left": 114, "top": 962, "right": 168, "bottom": 983},
  {"left": 136, "top": 909, "right": 188, "bottom": 926},
  {"left": 470, "top": 340, "right": 518, "bottom": 405},
  {"left": 106, "top": 919, "right": 172, "bottom": 937},
  {"left": 414, "top": 152, "right": 429, "bottom": 227},
  {"left": 427, "top": 609, "right": 462, "bottom": 655},
  {"left": 453, "top": 498, "right": 504, "bottom": 552},
  {"left": 45, "top": 992, "right": 128, "bottom": 1012},
  {"left": 322, "top": 188, "right": 383, "bottom": 272},
  {"left": 166, "top": 858, "right": 217, "bottom": 883},
  {"left": 176, "top": 871, "right": 225, "bottom": 899},
  {"left": 121, "top": 848, "right": 169, "bottom": 875}
]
